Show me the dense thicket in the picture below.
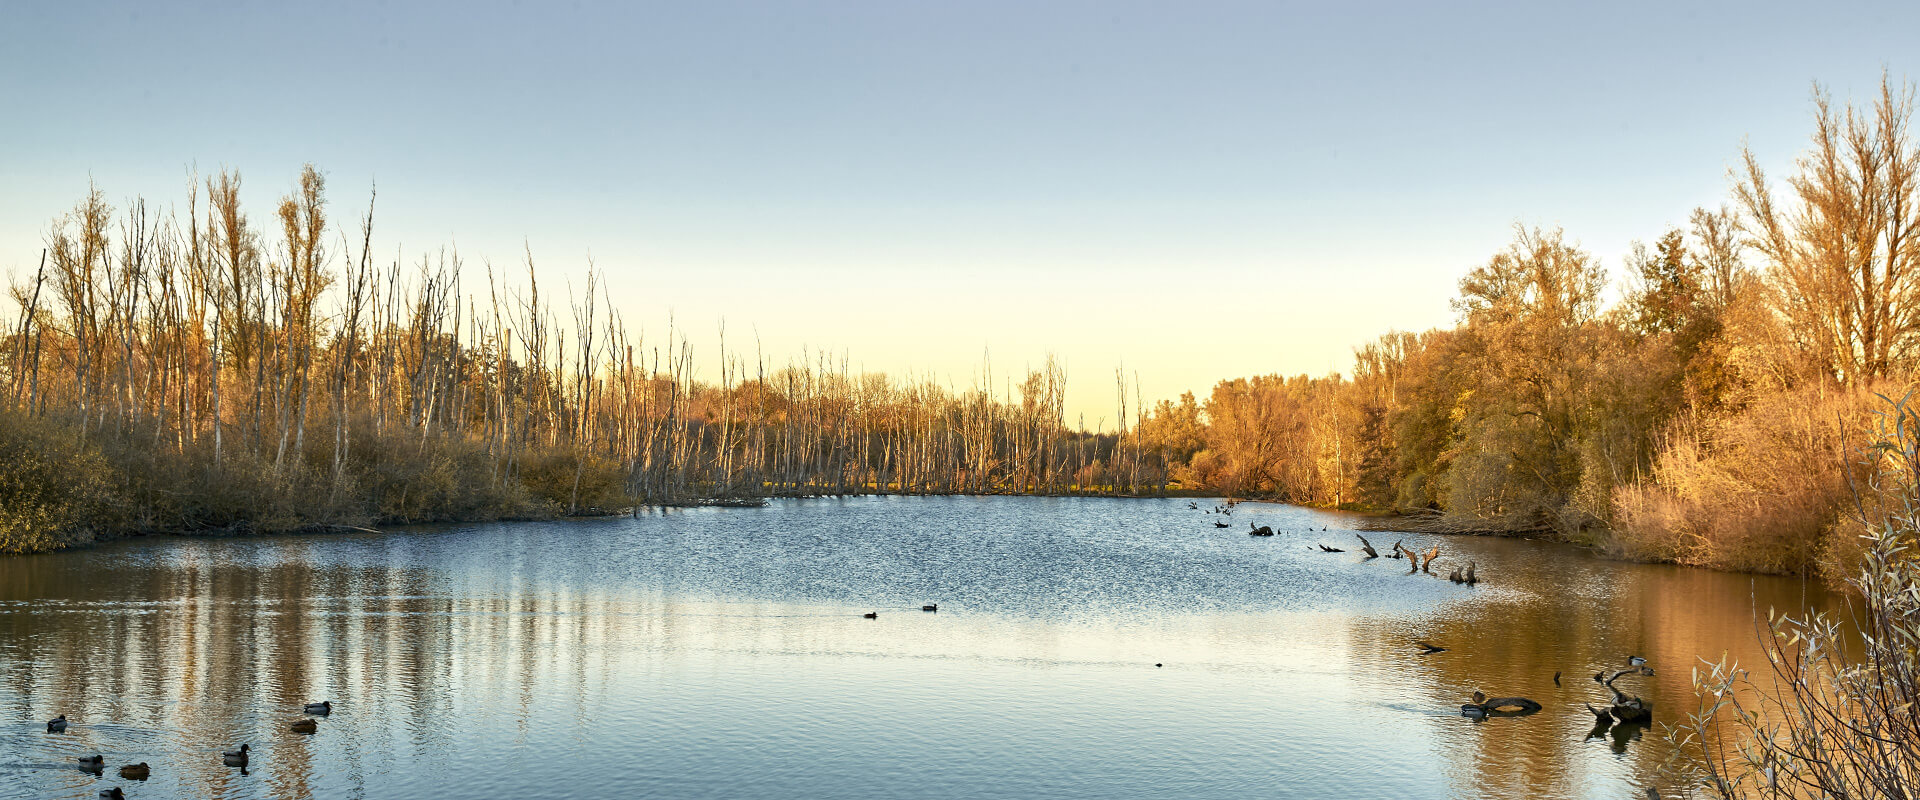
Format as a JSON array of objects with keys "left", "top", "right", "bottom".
[
  {"left": 1, "top": 169, "right": 1174, "bottom": 552},
  {"left": 1140, "top": 77, "right": 1920, "bottom": 576}
]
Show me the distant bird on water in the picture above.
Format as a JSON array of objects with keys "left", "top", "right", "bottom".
[
  {"left": 119, "top": 763, "right": 149, "bottom": 780},
  {"left": 862, "top": 612, "right": 878, "bottom": 619},
  {"left": 1415, "top": 641, "right": 1446, "bottom": 655},
  {"left": 1628, "top": 655, "right": 1647, "bottom": 667},
  {"left": 291, "top": 718, "right": 319, "bottom": 734},
  {"left": 46, "top": 714, "right": 67, "bottom": 732},
  {"left": 98, "top": 789, "right": 124, "bottom": 800},
  {"left": 222, "top": 744, "right": 250, "bottom": 766},
  {"left": 921, "top": 604, "right": 938, "bottom": 612},
  {"left": 76, "top": 754, "right": 105, "bottom": 767},
  {"left": 304, "top": 701, "right": 332, "bottom": 715}
]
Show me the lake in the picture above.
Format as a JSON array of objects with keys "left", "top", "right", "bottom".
[{"left": 0, "top": 496, "right": 1835, "bottom": 799}]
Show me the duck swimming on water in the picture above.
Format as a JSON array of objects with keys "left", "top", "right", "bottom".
[
  {"left": 119, "top": 763, "right": 149, "bottom": 780},
  {"left": 223, "top": 744, "right": 250, "bottom": 766},
  {"left": 862, "top": 612, "right": 878, "bottom": 619},
  {"left": 291, "top": 718, "right": 319, "bottom": 734},
  {"left": 46, "top": 714, "right": 67, "bottom": 732},
  {"left": 304, "top": 701, "right": 332, "bottom": 715},
  {"left": 76, "top": 754, "right": 105, "bottom": 767}
]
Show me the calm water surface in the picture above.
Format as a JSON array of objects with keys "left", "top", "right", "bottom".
[{"left": 0, "top": 497, "right": 1835, "bottom": 799}]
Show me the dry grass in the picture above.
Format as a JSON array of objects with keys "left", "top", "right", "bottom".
[
  {"left": 1610, "top": 384, "right": 1887, "bottom": 574},
  {"left": 1662, "top": 392, "right": 1920, "bottom": 798}
]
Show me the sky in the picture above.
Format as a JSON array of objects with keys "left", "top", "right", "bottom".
[{"left": 3, "top": 0, "right": 1917, "bottom": 428}]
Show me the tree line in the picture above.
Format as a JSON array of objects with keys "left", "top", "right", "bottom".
[
  {"left": 0, "top": 168, "right": 1177, "bottom": 553},
  {"left": 1137, "top": 76, "right": 1920, "bottom": 578}
]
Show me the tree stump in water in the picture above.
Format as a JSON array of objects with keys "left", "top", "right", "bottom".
[{"left": 1591, "top": 667, "right": 1655, "bottom": 726}]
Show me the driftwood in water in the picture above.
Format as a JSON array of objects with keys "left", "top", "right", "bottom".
[
  {"left": 1386, "top": 539, "right": 1404, "bottom": 558},
  {"left": 1317, "top": 543, "right": 1345, "bottom": 552},
  {"left": 1405, "top": 550, "right": 1421, "bottom": 573},
  {"left": 1608, "top": 688, "right": 1653, "bottom": 724},
  {"left": 1589, "top": 666, "right": 1656, "bottom": 725},
  {"left": 1421, "top": 546, "right": 1440, "bottom": 573},
  {"left": 1464, "top": 561, "right": 1477, "bottom": 585},
  {"left": 1462, "top": 696, "right": 1542, "bottom": 717},
  {"left": 1355, "top": 535, "right": 1378, "bottom": 558}
]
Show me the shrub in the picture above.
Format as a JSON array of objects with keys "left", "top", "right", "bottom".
[
  {"left": 1610, "top": 384, "right": 1880, "bottom": 574},
  {"left": 0, "top": 411, "right": 116, "bottom": 553},
  {"left": 1666, "top": 392, "right": 1920, "bottom": 798}
]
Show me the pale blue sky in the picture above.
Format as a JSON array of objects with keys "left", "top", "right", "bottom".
[{"left": 3, "top": 1, "right": 1915, "bottom": 426}]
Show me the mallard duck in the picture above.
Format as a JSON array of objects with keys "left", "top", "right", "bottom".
[
  {"left": 304, "top": 701, "right": 332, "bottom": 715},
  {"left": 291, "top": 718, "right": 318, "bottom": 734},
  {"left": 1470, "top": 691, "right": 1487, "bottom": 705},
  {"left": 98, "top": 789, "right": 124, "bottom": 800},
  {"left": 119, "top": 762, "right": 150, "bottom": 779},
  {"left": 222, "top": 744, "right": 250, "bottom": 765},
  {"left": 47, "top": 714, "right": 67, "bottom": 732},
  {"left": 76, "top": 754, "right": 105, "bottom": 767},
  {"left": 1628, "top": 655, "right": 1647, "bottom": 667}
]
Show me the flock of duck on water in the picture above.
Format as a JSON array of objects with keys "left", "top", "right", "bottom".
[
  {"left": 45, "top": 701, "right": 331, "bottom": 798},
  {"left": 1194, "top": 499, "right": 1481, "bottom": 582},
  {"left": 1193, "top": 499, "right": 1661, "bottom": 742}
]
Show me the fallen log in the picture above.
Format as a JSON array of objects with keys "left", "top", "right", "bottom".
[{"left": 1461, "top": 695, "right": 1543, "bottom": 717}]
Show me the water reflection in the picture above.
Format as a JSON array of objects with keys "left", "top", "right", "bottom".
[{"left": 0, "top": 497, "right": 1835, "bottom": 799}]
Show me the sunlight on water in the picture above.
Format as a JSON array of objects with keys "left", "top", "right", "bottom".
[{"left": 0, "top": 496, "right": 1835, "bottom": 799}]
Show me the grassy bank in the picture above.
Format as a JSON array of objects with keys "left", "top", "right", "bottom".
[{"left": 0, "top": 406, "right": 628, "bottom": 553}]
